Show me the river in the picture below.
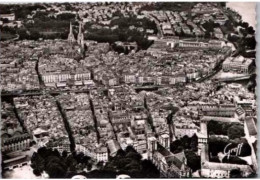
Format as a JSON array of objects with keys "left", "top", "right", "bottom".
[{"left": 226, "top": 2, "right": 256, "bottom": 29}]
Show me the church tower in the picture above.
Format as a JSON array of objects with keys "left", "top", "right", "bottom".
[
  {"left": 147, "top": 136, "right": 157, "bottom": 160},
  {"left": 77, "top": 22, "right": 85, "bottom": 49},
  {"left": 159, "top": 133, "right": 170, "bottom": 150},
  {"left": 68, "top": 22, "right": 76, "bottom": 44}
]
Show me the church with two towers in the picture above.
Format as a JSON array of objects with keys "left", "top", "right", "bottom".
[{"left": 68, "top": 21, "right": 85, "bottom": 50}]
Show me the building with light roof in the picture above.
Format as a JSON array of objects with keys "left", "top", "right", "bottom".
[{"left": 222, "top": 56, "right": 253, "bottom": 74}]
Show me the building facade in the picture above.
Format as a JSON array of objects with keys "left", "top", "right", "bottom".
[{"left": 222, "top": 56, "right": 253, "bottom": 74}]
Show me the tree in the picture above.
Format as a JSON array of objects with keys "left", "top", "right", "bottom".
[
  {"left": 247, "top": 172, "right": 257, "bottom": 178},
  {"left": 36, "top": 147, "right": 48, "bottom": 157},
  {"left": 45, "top": 162, "right": 66, "bottom": 178},
  {"left": 208, "top": 137, "right": 229, "bottom": 156},
  {"left": 66, "top": 154, "right": 77, "bottom": 172},
  {"left": 182, "top": 135, "right": 191, "bottom": 149},
  {"left": 87, "top": 163, "right": 92, "bottom": 171},
  {"left": 227, "top": 124, "right": 245, "bottom": 139},
  {"left": 1, "top": 18, "right": 9, "bottom": 23},
  {"left": 96, "top": 161, "right": 104, "bottom": 169},
  {"left": 75, "top": 152, "right": 85, "bottom": 163},
  {"left": 222, "top": 156, "right": 247, "bottom": 165},
  {"left": 81, "top": 155, "right": 91, "bottom": 165},
  {"left": 125, "top": 145, "right": 136, "bottom": 154},
  {"left": 33, "top": 168, "right": 42, "bottom": 176},
  {"left": 241, "top": 22, "right": 249, "bottom": 29},
  {"left": 170, "top": 139, "right": 182, "bottom": 153},
  {"left": 31, "top": 153, "right": 45, "bottom": 174},
  {"left": 53, "top": 149, "right": 61, "bottom": 157},
  {"left": 116, "top": 149, "right": 126, "bottom": 157},
  {"left": 190, "top": 134, "right": 198, "bottom": 151},
  {"left": 126, "top": 152, "right": 142, "bottom": 161},
  {"left": 247, "top": 26, "right": 255, "bottom": 34},
  {"left": 29, "top": 30, "right": 40, "bottom": 40},
  {"left": 56, "top": 13, "right": 76, "bottom": 20},
  {"left": 245, "top": 36, "right": 256, "bottom": 50},
  {"left": 207, "top": 120, "right": 223, "bottom": 135},
  {"left": 219, "top": 2, "right": 226, "bottom": 7},
  {"left": 62, "top": 150, "right": 68, "bottom": 158},
  {"left": 140, "top": 159, "right": 160, "bottom": 178},
  {"left": 239, "top": 142, "right": 252, "bottom": 157},
  {"left": 230, "top": 169, "right": 243, "bottom": 178},
  {"left": 185, "top": 150, "right": 201, "bottom": 172}
]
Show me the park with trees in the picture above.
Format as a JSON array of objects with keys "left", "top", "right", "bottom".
[
  {"left": 207, "top": 120, "right": 245, "bottom": 139},
  {"left": 30, "top": 145, "right": 160, "bottom": 178},
  {"left": 208, "top": 135, "right": 251, "bottom": 164},
  {"left": 30, "top": 147, "right": 93, "bottom": 178},
  {"left": 207, "top": 120, "right": 251, "bottom": 165},
  {"left": 88, "top": 146, "right": 160, "bottom": 178},
  {"left": 84, "top": 13, "right": 157, "bottom": 50}
]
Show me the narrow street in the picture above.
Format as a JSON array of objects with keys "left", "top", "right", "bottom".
[
  {"left": 35, "top": 54, "right": 45, "bottom": 89},
  {"left": 55, "top": 98, "right": 76, "bottom": 152},
  {"left": 107, "top": 111, "right": 118, "bottom": 141},
  {"left": 144, "top": 96, "right": 156, "bottom": 133},
  {"left": 89, "top": 98, "right": 101, "bottom": 143},
  {"left": 11, "top": 97, "right": 28, "bottom": 132}
]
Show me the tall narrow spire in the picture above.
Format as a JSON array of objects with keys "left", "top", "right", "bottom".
[
  {"left": 77, "top": 22, "right": 82, "bottom": 44},
  {"left": 79, "top": 22, "right": 82, "bottom": 35},
  {"left": 77, "top": 21, "right": 85, "bottom": 49},
  {"left": 68, "top": 21, "right": 76, "bottom": 44},
  {"left": 70, "top": 21, "right": 73, "bottom": 33}
]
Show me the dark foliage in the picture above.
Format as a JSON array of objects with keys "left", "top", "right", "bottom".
[
  {"left": 184, "top": 150, "right": 201, "bottom": 172},
  {"left": 222, "top": 156, "right": 247, "bottom": 165},
  {"left": 170, "top": 134, "right": 198, "bottom": 153},
  {"left": 84, "top": 14, "right": 156, "bottom": 50},
  {"left": 30, "top": 147, "right": 92, "bottom": 178},
  {"left": 227, "top": 124, "right": 245, "bottom": 139},
  {"left": 93, "top": 145, "right": 159, "bottom": 178},
  {"left": 208, "top": 137, "right": 251, "bottom": 157},
  {"left": 230, "top": 169, "right": 243, "bottom": 178},
  {"left": 207, "top": 120, "right": 244, "bottom": 139}
]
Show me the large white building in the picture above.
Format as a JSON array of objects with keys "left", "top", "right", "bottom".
[{"left": 222, "top": 56, "right": 253, "bottom": 74}]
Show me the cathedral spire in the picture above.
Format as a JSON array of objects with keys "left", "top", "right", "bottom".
[
  {"left": 77, "top": 21, "right": 85, "bottom": 49},
  {"left": 70, "top": 21, "right": 73, "bottom": 34},
  {"left": 68, "top": 21, "right": 75, "bottom": 44}
]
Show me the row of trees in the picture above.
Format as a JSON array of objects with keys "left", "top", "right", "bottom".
[
  {"left": 0, "top": 4, "right": 46, "bottom": 20},
  {"left": 110, "top": 14, "right": 157, "bottom": 33},
  {"left": 31, "top": 146, "right": 159, "bottom": 179},
  {"left": 19, "top": 11, "right": 77, "bottom": 40},
  {"left": 84, "top": 15, "right": 157, "bottom": 50},
  {"left": 1, "top": 4, "right": 157, "bottom": 49},
  {"left": 208, "top": 120, "right": 245, "bottom": 139},
  {"left": 97, "top": 146, "right": 160, "bottom": 178},
  {"left": 170, "top": 134, "right": 198, "bottom": 153},
  {"left": 1, "top": 9, "right": 77, "bottom": 41},
  {"left": 230, "top": 169, "right": 257, "bottom": 178},
  {"left": 226, "top": 11, "right": 256, "bottom": 58},
  {"left": 31, "top": 147, "right": 92, "bottom": 178},
  {"left": 68, "top": 146, "right": 160, "bottom": 178},
  {"left": 201, "top": 20, "right": 221, "bottom": 38},
  {"left": 140, "top": 2, "right": 192, "bottom": 12}
]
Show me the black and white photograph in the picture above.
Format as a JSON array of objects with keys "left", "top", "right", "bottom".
[{"left": 0, "top": 1, "right": 257, "bottom": 179}]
